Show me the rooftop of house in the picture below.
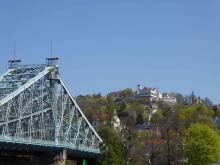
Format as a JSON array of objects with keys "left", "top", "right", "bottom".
[{"left": 109, "top": 91, "right": 122, "bottom": 97}]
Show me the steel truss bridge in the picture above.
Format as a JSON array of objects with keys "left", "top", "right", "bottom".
[{"left": 0, "top": 58, "right": 102, "bottom": 163}]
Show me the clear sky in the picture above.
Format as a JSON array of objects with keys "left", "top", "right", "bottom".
[{"left": 0, "top": 0, "right": 219, "bottom": 103}]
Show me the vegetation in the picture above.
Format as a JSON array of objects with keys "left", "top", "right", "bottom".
[
  {"left": 183, "top": 124, "right": 220, "bottom": 165},
  {"left": 76, "top": 91, "right": 220, "bottom": 165},
  {"left": 97, "top": 124, "right": 124, "bottom": 165}
]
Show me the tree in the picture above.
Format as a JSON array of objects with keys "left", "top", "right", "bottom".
[
  {"left": 115, "top": 98, "right": 127, "bottom": 117},
  {"left": 213, "top": 105, "right": 220, "bottom": 117},
  {"left": 136, "top": 112, "right": 144, "bottom": 125},
  {"left": 120, "top": 88, "right": 134, "bottom": 98},
  {"left": 97, "top": 125, "right": 124, "bottom": 165},
  {"left": 178, "top": 105, "right": 214, "bottom": 129},
  {"left": 125, "top": 102, "right": 146, "bottom": 127},
  {"left": 151, "top": 109, "right": 163, "bottom": 124},
  {"left": 183, "top": 124, "right": 220, "bottom": 165},
  {"left": 127, "top": 130, "right": 149, "bottom": 165},
  {"left": 174, "top": 93, "right": 185, "bottom": 104},
  {"left": 191, "top": 91, "right": 196, "bottom": 103},
  {"left": 203, "top": 97, "right": 213, "bottom": 107},
  {"left": 158, "top": 109, "right": 179, "bottom": 165}
]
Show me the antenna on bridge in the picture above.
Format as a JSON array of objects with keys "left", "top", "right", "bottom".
[
  {"left": 8, "top": 42, "right": 21, "bottom": 69},
  {"left": 50, "top": 40, "right": 53, "bottom": 57},
  {"left": 47, "top": 41, "right": 59, "bottom": 66},
  {"left": 13, "top": 41, "right": 16, "bottom": 60}
]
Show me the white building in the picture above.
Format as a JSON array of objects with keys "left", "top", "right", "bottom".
[
  {"left": 136, "top": 85, "right": 159, "bottom": 101},
  {"left": 112, "top": 112, "right": 122, "bottom": 132},
  {"left": 161, "top": 93, "right": 177, "bottom": 104}
]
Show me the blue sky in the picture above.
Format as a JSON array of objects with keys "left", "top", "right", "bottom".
[{"left": 0, "top": 0, "right": 219, "bottom": 103}]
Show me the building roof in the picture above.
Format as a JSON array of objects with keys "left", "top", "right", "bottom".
[{"left": 109, "top": 91, "right": 122, "bottom": 97}]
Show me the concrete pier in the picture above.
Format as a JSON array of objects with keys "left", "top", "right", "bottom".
[{"left": 52, "top": 150, "right": 67, "bottom": 165}]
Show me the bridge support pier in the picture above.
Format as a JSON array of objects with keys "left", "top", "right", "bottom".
[
  {"left": 52, "top": 150, "right": 67, "bottom": 165},
  {"left": 0, "top": 149, "right": 98, "bottom": 165}
]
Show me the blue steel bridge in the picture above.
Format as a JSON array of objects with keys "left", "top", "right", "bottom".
[{"left": 0, "top": 58, "right": 102, "bottom": 164}]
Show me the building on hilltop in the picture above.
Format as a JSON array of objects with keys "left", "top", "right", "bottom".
[
  {"left": 160, "top": 93, "right": 177, "bottom": 104},
  {"left": 184, "top": 91, "right": 203, "bottom": 105},
  {"left": 92, "top": 93, "right": 102, "bottom": 98},
  {"left": 108, "top": 85, "right": 178, "bottom": 104},
  {"left": 135, "top": 84, "right": 159, "bottom": 102},
  {"left": 147, "top": 103, "right": 158, "bottom": 114},
  {"left": 191, "top": 91, "right": 203, "bottom": 105},
  {"left": 108, "top": 91, "right": 123, "bottom": 100}
]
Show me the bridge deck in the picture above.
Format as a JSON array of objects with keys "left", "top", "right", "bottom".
[{"left": 0, "top": 136, "right": 100, "bottom": 158}]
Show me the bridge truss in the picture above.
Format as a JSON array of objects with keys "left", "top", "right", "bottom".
[{"left": 0, "top": 58, "right": 102, "bottom": 156}]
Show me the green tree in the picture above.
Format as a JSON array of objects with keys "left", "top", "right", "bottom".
[
  {"left": 174, "top": 93, "right": 185, "bottom": 104},
  {"left": 128, "top": 130, "right": 149, "bottom": 165},
  {"left": 178, "top": 105, "right": 214, "bottom": 130},
  {"left": 191, "top": 91, "right": 196, "bottom": 102},
  {"left": 120, "top": 88, "right": 134, "bottom": 98},
  {"left": 125, "top": 102, "right": 146, "bottom": 127},
  {"left": 183, "top": 124, "right": 220, "bottom": 165},
  {"left": 136, "top": 112, "right": 144, "bottom": 124},
  {"left": 151, "top": 109, "right": 163, "bottom": 124},
  {"left": 97, "top": 125, "right": 124, "bottom": 165},
  {"left": 115, "top": 99, "right": 127, "bottom": 117}
]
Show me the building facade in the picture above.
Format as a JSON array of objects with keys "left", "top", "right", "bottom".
[
  {"left": 160, "top": 93, "right": 177, "bottom": 104},
  {"left": 136, "top": 85, "right": 159, "bottom": 101}
]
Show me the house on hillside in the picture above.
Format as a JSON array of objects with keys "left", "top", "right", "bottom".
[
  {"left": 184, "top": 92, "right": 203, "bottom": 105},
  {"left": 160, "top": 93, "right": 177, "bottom": 104},
  {"left": 112, "top": 112, "right": 122, "bottom": 132},
  {"left": 147, "top": 103, "right": 158, "bottom": 114},
  {"left": 108, "top": 91, "right": 122, "bottom": 100},
  {"left": 135, "top": 84, "right": 159, "bottom": 102}
]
